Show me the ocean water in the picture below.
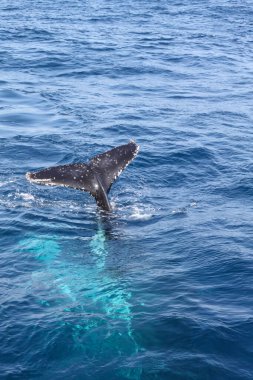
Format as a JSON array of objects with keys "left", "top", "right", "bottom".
[{"left": 0, "top": 0, "right": 253, "bottom": 379}]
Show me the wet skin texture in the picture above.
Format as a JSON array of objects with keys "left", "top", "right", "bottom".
[{"left": 26, "top": 141, "right": 139, "bottom": 211}]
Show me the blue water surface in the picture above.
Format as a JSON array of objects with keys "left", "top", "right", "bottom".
[{"left": 1, "top": 0, "right": 253, "bottom": 379}]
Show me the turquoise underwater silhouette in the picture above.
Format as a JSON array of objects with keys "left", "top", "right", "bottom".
[{"left": 18, "top": 222, "right": 142, "bottom": 379}]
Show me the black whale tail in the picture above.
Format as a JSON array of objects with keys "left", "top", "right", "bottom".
[
  {"left": 88, "top": 140, "right": 139, "bottom": 210},
  {"left": 26, "top": 141, "right": 139, "bottom": 211}
]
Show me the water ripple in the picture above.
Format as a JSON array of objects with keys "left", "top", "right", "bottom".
[{"left": 0, "top": 0, "right": 253, "bottom": 379}]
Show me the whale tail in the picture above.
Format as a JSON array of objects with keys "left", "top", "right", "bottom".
[{"left": 26, "top": 141, "right": 139, "bottom": 211}]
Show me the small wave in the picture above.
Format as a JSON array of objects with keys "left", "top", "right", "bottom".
[
  {"left": 0, "top": 181, "right": 10, "bottom": 188},
  {"left": 214, "top": 178, "right": 253, "bottom": 199},
  {"left": 169, "top": 146, "right": 215, "bottom": 165},
  {"left": 171, "top": 207, "right": 187, "bottom": 216},
  {"left": 129, "top": 206, "right": 153, "bottom": 221},
  {"left": 16, "top": 192, "right": 35, "bottom": 201},
  {"left": 0, "top": 179, "right": 16, "bottom": 187},
  {"left": 171, "top": 200, "right": 198, "bottom": 216}
]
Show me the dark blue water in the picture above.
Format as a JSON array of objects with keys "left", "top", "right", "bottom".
[{"left": 1, "top": 1, "right": 253, "bottom": 379}]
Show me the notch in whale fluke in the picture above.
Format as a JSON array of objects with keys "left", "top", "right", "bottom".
[{"left": 26, "top": 140, "right": 139, "bottom": 211}]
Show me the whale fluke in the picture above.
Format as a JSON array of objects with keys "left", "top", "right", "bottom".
[{"left": 26, "top": 141, "right": 139, "bottom": 211}]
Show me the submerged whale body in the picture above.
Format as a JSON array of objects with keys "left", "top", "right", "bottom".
[{"left": 26, "top": 141, "right": 139, "bottom": 211}]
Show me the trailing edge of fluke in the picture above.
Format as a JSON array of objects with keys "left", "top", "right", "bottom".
[{"left": 26, "top": 140, "right": 139, "bottom": 211}]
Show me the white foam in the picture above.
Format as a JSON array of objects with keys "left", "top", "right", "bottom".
[
  {"left": 130, "top": 206, "right": 153, "bottom": 221},
  {"left": 0, "top": 179, "right": 15, "bottom": 187},
  {"left": 18, "top": 193, "right": 35, "bottom": 201},
  {"left": 171, "top": 207, "right": 187, "bottom": 215}
]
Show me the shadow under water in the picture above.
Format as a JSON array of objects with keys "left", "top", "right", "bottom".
[{"left": 18, "top": 214, "right": 142, "bottom": 380}]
